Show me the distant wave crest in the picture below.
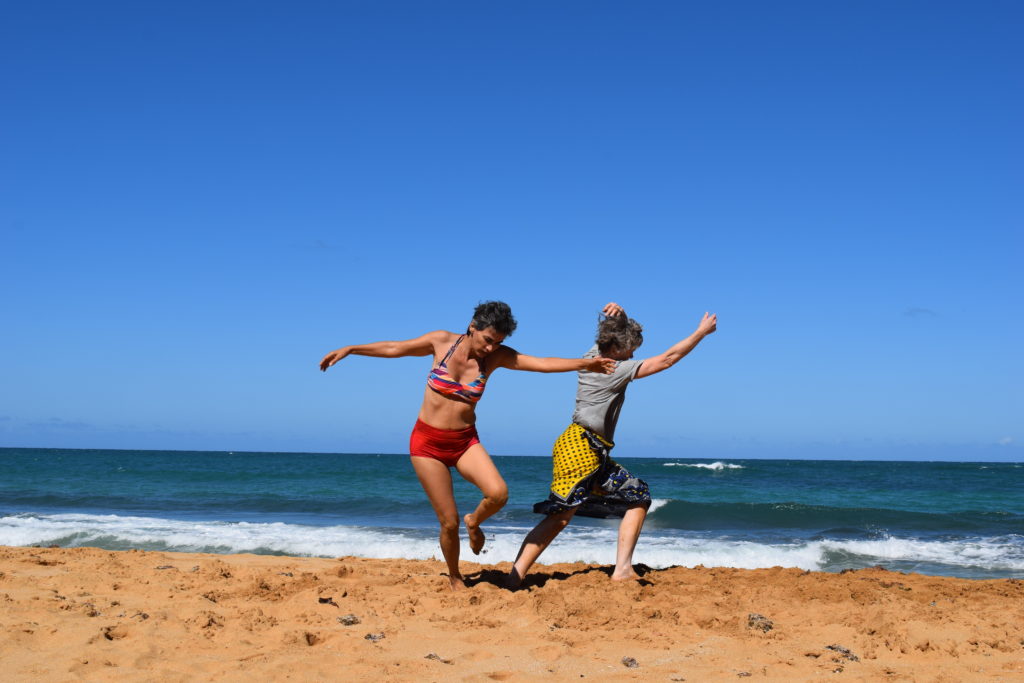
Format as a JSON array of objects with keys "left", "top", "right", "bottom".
[
  {"left": 648, "top": 498, "right": 671, "bottom": 514},
  {"left": 663, "top": 461, "right": 744, "bottom": 471}
]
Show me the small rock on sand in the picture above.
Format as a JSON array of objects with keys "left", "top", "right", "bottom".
[{"left": 825, "top": 644, "right": 860, "bottom": 662}]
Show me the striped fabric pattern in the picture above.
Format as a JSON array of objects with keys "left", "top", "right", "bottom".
[{"left": 426, "top": 335, "right": 487, "bottom": 403}]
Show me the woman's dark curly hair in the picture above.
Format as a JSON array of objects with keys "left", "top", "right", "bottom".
[
  {"left": 470, "top": 301, "right": 517, "bottom": 337},
  {"left": 596, "top": 311, "right": 643, "bottom": 354}
]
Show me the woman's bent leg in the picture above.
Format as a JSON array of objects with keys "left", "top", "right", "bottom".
[
  {"left": 508, "top": 508, "right": 576, "bottom": 588},
  {"left": 454, "top": 443, "right": 508, "bottom": 554},
  {"left": 409, "top": 456, "right": 464, "bottom": 591}
]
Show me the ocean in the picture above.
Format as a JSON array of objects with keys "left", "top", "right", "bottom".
[{"left": 1, "top": 448, "right": 1021, "bottom": 580}]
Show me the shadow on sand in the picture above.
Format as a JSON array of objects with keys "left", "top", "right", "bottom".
[{"left": 463, "top": 563, "right": 657, "bottom": 590}]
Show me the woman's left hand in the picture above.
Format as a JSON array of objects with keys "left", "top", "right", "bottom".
[{"left": 586, "top": 357, "right": 617, "bottom": 374}]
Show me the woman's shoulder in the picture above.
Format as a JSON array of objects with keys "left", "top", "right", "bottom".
[
  {"left": 486, "top": 344, "right": 519, "bottom": 368},
  {"left": 423, "top": 329, "right": 459, "bottom": 351}
]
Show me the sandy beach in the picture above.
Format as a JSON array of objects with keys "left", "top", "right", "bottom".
[{"left": 1, "top": 546, "right": 1021, "bottom": 681}]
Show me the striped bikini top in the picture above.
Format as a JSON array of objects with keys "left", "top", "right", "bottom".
[{"left": 426, "top": 335, "right": 488, "bottom": 403}]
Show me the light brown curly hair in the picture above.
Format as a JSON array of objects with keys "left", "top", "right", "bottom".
[{"left": 596, "top": 312, "right": 643, "bottom": 355}]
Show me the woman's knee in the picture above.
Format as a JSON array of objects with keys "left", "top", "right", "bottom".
[
  {"left": 437, "top": 513, "right": 461, "bottom": 533},
  {"left": 485, "top": 484, "right": 509, "bottom": 507},
  {"left": 552, "top": 514, "right": 572, "bottom": 531}
]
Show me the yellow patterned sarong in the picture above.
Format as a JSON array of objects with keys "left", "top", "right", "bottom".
[{"left": 550, "top": 423, "right": 613, "bottom": 500}]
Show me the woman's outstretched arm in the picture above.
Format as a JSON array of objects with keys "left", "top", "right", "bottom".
[
  {"left": 493, "top": 348, "right": 615, "bottom": 374},
  {"left": 635, "top": 313, "right": 717, "bottom": 379},
  {"left": 319, "top": 331, "right": 445, "bottom": 371}
]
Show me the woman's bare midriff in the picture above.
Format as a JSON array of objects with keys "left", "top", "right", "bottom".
[{"left": 417, "top": 386, "right": 477, "bottom": 430}]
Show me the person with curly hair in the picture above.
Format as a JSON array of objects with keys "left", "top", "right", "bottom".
[
  {"left": 320, "top": 301, "right": 615, "bottom": 591},
  {"left": 508, "top": 302, "right": 717, "bottom": 586}
]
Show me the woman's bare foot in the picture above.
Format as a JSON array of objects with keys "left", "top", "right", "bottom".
[
  {"left": 464, "top": 514, "right": 485, "bottom": 554},
  {"left": 448, "top": 573, "right": 467, "bottom": 591},
  {"left": 610, "top": 566, "right": 641, "bottom": 581}
]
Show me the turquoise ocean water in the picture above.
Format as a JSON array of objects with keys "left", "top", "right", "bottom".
[{"left": 1, "top": 448, "right": 1021, "bottom": 579}]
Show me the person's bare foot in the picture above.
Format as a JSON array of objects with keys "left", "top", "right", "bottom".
[
  {"left": 448, "top": 573, "right": 467, "bottom": 591},
  {"left": 505, "top": 567, "right": 524, "bottom": 590},
  {"left": 464, "top": 514, "right": 485, "bottom": 554},
  {"left": 610, "top": 566, "right": 641, "bottom": 581}
]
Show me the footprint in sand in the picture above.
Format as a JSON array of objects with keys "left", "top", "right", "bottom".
[
  {"left": 102, "top": 626, "right": 129, "bottom": 641},
  {"left": 85, "top": 625, "right": 128, "bottom": 643},
  {"left": 463, "top": 650, "right": 495, "bottom": 662},
  {"left": 530, "top": 644, "right": 567, "bottom": 661}
]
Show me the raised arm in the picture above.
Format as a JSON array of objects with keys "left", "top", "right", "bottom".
[
  {"left": 319, "top": 331, "right": 445, "bottom": 371},
  {"left": 635, "top": 312, "right": 717, "bottom": 379},
  {"left": 493, "top": 347, "right": 615, "bottom": 375}
]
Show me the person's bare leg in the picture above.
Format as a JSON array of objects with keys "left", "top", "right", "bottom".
[
  {"left": 455, "top": 443, "right": 508, "bottom": 554},
  {"left": 611, "top": 502, "right": 650, "bottom": 580},
  {"left": 410, "top": 456, "right": 465, "bottom": 590},
  {"left": 508, "top": 508, "right": 576, "bottom": 588}
]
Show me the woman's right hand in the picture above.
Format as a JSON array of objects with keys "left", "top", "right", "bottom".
[
  {"left": 602, "top": 302, "right": 626, "bottom": 318},
  {"left": 319, "top": 348, "right": 350, "bottom": 371},
  {"left": 697, "top": 312, "right": 718, "bottom": 337}
]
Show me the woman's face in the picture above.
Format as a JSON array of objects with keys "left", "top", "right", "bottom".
[{"left": 467, "top": 325, "right": 505, "bottom": 357}]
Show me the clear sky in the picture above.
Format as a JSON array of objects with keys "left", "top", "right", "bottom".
[{"left": 2, "top": 2, "right": 1021, "bottom": 460}]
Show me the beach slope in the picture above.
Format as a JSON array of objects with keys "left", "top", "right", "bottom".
[{"left": 1, "top": 546, "right": 1021, "bottom": 681}]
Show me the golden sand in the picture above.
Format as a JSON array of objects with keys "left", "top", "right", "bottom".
[{"left": 1, "top": 546, "right": 1022, "bottom": 681}]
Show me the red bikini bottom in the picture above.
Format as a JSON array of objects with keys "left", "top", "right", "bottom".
[{"left": 409, "top": 419, "right": 480, "bottom": 468}]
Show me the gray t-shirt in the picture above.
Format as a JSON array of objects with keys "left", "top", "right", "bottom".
[{"left": 572, "top": 345, "right": 643, "bottom": 442}]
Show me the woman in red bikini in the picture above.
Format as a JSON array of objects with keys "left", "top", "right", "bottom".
[{"left": 319, "top": 301, "right": 614, "bottom": 590}]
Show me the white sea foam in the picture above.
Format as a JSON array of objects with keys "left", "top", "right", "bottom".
[
  {"left": 820, "top": 536, "right": 1024, "bottom": 569},
  {"left": 648, "top": 498, "right": 671, "bottom": 514},
  {"left": 2, "top": 513, "right": 1021, "bottom": 574},
  {"left": 0, "top": 513, "right": 443, "bottom": 561},
  {"left": 630, "top": 536, "right": 1024, "bottom": 573},
  {"left": 663, "top": 461, "right": 744, "bottom": 471}
]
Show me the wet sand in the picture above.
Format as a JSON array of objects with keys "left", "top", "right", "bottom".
[{"left": 1, "top": 545, "right": 1022, "bottom": 681}]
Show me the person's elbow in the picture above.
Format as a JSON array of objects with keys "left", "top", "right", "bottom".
[
  {"left": 655, "top": 353, "right": 681, "bottom": 374},
  {"left": 383, "top": 343, "right": 410, "bottom": 358},
  {"left": 636, "top": 355, "right": 667, "bottom": 378},
  {"left": 535, "top": 361, "right": 561, "bottom": 373},
  {"left": 517, "top": 356, "right": 559, "bottom": 373}
]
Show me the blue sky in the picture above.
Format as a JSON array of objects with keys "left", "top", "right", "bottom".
[{"left": 1, "top": 2, "right": 1021, "bottom": 460}]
